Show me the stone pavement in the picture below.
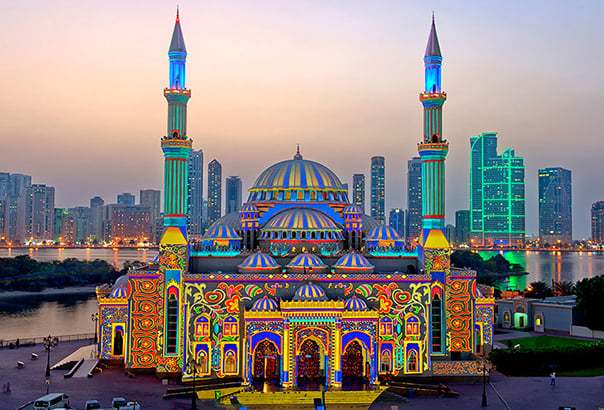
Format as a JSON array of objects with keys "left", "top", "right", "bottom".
[{"left": 1, "top": 341, "right": 603, "bottom": 409}]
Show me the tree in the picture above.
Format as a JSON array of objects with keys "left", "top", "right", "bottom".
[
  {"left": 575, "top": 275, "right": 604, "bottom": 331},
  {"left": 553, "top": 280, "right": 575, "bottom": 296},
  {"left": 524, "top": 281, "right": 553, "bottom": 299}
]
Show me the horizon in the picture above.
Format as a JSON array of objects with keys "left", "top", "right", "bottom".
[{"left": 0, "top": 1, "right": 602, "bottom": 238}]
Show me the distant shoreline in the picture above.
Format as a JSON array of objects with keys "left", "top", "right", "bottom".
[{"left": 0, "top": 286, "right": 97, "bottom": 299}]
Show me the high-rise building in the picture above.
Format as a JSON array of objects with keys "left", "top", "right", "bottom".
[
  {"left": 406, "top": 157, "right": 422, "bottom": 241},
  {"left": 188, "top": 149, "right": 204, "bottom": 236},
  {"left": 90, "top": 196, "right": 104, "bottom": 242},
  {"left": 67, "top": 206, "right": 92, "bottom": 243},
  {"left": 352, "top": 174, "right": 365, "bottom": 213},
  {"left": 25, "top": 184, "right": 55, "bottom": 242},
  {"left": 591, "top": 201, "right": 604, "bottom": 244},
  {"left": 9, "top": 174, "right": 31, "bottom": 196},
  {"left": 140, "top": 189, "right": 161, "bottom": 243},
  {"left": 445, "top": 224, "right": 456, "bottom": 244},
  {"left": 455, "top": 210, "right": 471, "bottom": 246},
  {"left": 111, "top": 206, "right": 151, "bottom": 244},
  {"left": 370, "top": 156, "right": 385, "bottom": 224},
  {"left": 207, "top": 159, "right": 222, "bottom": 226},
  {"left": 61, "top": 216, "right": 77, "bottom": 244},
  {"left": 538, "top": 168, "right": 572, "bottom": 245},
  {"left": 225, "top": 176, "right": 242, "bottom": 214},
  {"left": 117, "top": 193, "right": 136, "bottom": 206},
  {"left": 389, "top": 208, "right": 404, "bottom": 237},
  {"left": 0, "top": 173, "right": 9, "bottom": 198},
  {"left": 470, "top": 132, "right": 525, "bottom": 247},
  {"left": 53, "top": 208, "right": 66, "bottom": 242}
]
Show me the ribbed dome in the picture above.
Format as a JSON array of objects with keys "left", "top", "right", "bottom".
[
  {"left": 293, "top": 282, "right": 327, "bottom": 301},
  {"left": 109, "top": 275, "right": 129, "bottom": 299},
  {"left": 343, "top": 204, "right": 362, "bottom": 214},
  {"left": 240, "top": 203, "right": 259, "bottom": 213},
  {"left": 202, "top": 224, "right": 242, "bottom": 240},
  {"left": 238, "top": 252, "right": 280, "bottom": 272},
  {"left": 334, "top": 252, "right": 374, "bottom": 272},
  {"left": 365, "top": 225, "right": 402, "bottom": 241},
  {"left": 286, "top": 253, "right": 327, "bottom": 270},
  {"left": 250, "top": 156, "right": 346, "bottom": 192},
  {"left": 251, "top": 296, "right": 279, "bottom": 312},
  {"left": 344, "top": 296, "right": 368, "bottom": 311},
  {"left": 264, "top": 208, "right": 339, "bottom": 231},
  {"left": 207, "top": 213, "right": 242, "bottom": 230},
  {"left": 362, "top": 214, "right": 380, "bottom": 231}
]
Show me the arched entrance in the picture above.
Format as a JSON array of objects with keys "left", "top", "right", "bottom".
[
  {"left": 342, "top": 340, "right": 364, "bottom": 380},
  {"left": 297, "top": 339, "right": 322, "bottom": 382},
  {"left": 253, "top": 340, "right": 280, "bottom": 381}
]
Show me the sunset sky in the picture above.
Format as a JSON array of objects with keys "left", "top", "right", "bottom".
[{"left": 0, "top": 1, "right": 602, "bottom": 238}]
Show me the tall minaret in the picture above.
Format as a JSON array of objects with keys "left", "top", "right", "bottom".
[
  {"left": 418, "top": 15, "right": 450, "bottom": 263},
  {"left": 161, "top": 9, "right": 192, "bottom": 246}
]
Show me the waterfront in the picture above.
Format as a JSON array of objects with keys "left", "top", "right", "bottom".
[{"left": 1, "top": 249, "right": 604, "bottom": 340}]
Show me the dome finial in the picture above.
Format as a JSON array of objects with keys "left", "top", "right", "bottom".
[
  {"left": 176, "top": 5, "right": 180, "bottom": 22},
  {"left": 294, "top": 144, "right": 303, "bottom": 160}
]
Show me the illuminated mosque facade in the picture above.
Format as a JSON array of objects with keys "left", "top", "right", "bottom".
[{"left": 96, "top": 12, "right": 495, "bottom": 387}]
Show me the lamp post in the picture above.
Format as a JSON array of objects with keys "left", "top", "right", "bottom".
[
  {"left": 43, "top": 335, "right": 58, "bottom": 377},
  {"left": 91, "top": 313, "right": 99, "bottom": 344},
  {"left": 481, "top": 362, "right": 488, "bottom": 407},
  {"left": 187, "top": 358, "right": 199, "bottom": 410}
]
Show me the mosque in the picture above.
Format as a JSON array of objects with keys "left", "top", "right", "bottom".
[{"left": 96, "top": 12, "right": 494, "bottom": 387}]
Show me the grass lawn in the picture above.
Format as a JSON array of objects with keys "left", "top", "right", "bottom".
[
  {"left": 499, "top": 335, "right": 589, "bottom": 349},
  {"left": 558, "top": 366, "right": 604, "bottom": 377}
]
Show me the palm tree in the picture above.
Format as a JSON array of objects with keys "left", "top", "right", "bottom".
[
  {"left": 553, "top": 280, "right": 575, "bottom": 296},
  {"left": 525, "top": 281, "right": 553, "bottom": 299}
]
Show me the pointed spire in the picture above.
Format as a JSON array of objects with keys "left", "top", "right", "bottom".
[
  {"left": 169, "top": 7, "right": 187, "bottom": 53},
  {"left": 294, "top": 145, "right": 303, "bottom": 160},
  {"left": 424, "top": 14, "right": 441, "bottom": 58}
]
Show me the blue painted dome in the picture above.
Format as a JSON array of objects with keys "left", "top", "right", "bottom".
[
  {"left": 343, "top": 204, "right": 362, "bottom": 214},
  {"left": 286, "top": 253, "right": 327, "bottom": 270},
  {"left": 365, "top": 225, "right": 402, "bottom": 241},
  {"left": 334, "top": 252, "right": 374, "bottom": 272},
  {"left": 344, "top": 296, "right": 368, "bottom": 311},
  {"left": 251, "top": 296, "right": 279, "bottom": 312},
  {"left": 293, "top": 282, "right": 328, "bottom": 301},
  {"left": 202, "top": 224, "right": 242, "bottom": 240},
  {"left": 109, "top": 275, "right": 129, "bottom": 299},
  {"left": 238, "top": 252, "right": 280, "bottom": 272},
  {"left": 240, "top": 203, "right": 259, "bottom": 213},
  {"left": 264, "top": 208, "right": 339, "bottom": 231}
]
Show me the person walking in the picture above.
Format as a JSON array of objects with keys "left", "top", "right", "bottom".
[{"left": 550, "top": 372, "right": 556, "bottom": 386}]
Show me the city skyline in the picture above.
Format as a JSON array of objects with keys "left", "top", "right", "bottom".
[{"left": 0, "top": 2, "right": 602, "bottom": 237}]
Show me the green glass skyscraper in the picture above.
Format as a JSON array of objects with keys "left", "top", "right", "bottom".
[
  {"left": 539, "top": 167, "right": 572, "bottom": 245},
  {"left": 470, "top": 132, "right": 525, "bottom": 247}
]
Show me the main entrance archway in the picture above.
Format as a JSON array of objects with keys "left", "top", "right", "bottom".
[
  {"left": 297, "top": 339, "right": 322, "bottom": 382},
  {"left": 253, "top": 340, "right": 280, "bottom": 381},
  {"left": 342, "top": 340, "right": 364, "bottom": 380}
]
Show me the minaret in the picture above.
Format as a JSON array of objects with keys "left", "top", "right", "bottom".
[
  {"left": 157, "top": 11, "right": 191, "bottom": 374},
  {"left": 161, "top": 9, "right": 192, "bottom": 246},
  {"left": 418, "top": 15, "right": 450, "bottom": 260}
]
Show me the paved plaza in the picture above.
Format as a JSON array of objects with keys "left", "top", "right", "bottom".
[{"left": 1, "top": 341, "right": 603, "bottom": 409}]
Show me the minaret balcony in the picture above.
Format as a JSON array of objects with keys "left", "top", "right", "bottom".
[
  {"left": 419, "top": 91, "right": 446, "bottom": 101},
  {"left": 164, "top": 88, "right": 191, "bottom": 97}
]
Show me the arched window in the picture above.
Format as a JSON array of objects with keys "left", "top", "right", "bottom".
[
  {"left": 380, "top": 317, "right": 393, "bottom": 336},
  {"left": 225, "top": 351, "right": 237, "bottom": 374},
  {"left": 223, "top": 316, "right": 238, "bottom": 337},
  {"left": 113, "top": 329, "right": 123, "bottom": 356},
  {"left": 381, "top": 350, "right": 391, "bottom": 373},
  {"left": 166, "top": 292, "right": 178, "bottom": 354},
  {"left": 503, "top": 311, "right": 511, "bottom": 322},
  {"left": 298, "top": 191, "right": 304, "bottom": 200},
  {"left": 406, "top": 314, "right": 420, "bottom": 336},
  {"left": 195, "top": 315, "right": 210, "bottom": 337},
  {"left": 285, "top": 191, "right": 291, "bottom": 200},
  {"left": 198, "top": 351, "right": 208, "bottom": 374},
  {"left": 311, "top": 191, "right": 316, "bottom": 200},
  {"left": 273, "top": 191, "right": 278, "bottom": 200},
  {"left": 431, "top": 294, "right": 442, "bottom": 353}
]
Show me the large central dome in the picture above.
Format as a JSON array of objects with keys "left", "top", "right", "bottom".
[{"left": 250, "top": 150, "right": 346, "bottom": 192}]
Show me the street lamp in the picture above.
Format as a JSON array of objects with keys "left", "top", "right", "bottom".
[
  {"left": 481, "top": 362, "right": 488, "bottom": 407},
  {"left": 187, "top": 357, "right": 200, "bottom": 410},
  {"left": 91, "top": 313, "right": 99, "bottom": 344},
  {"left": 43, "top": 335, "right": 59, "bottom": 377}
]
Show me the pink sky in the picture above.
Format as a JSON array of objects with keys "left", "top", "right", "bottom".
[{"left": 0, "top": 1, "right": 602, "bottom": 238}]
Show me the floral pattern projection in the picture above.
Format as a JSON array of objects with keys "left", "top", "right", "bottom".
[
  {"left": 432, "top": 360, "right": 483, "bottom": 376},
  {"left": 156, "top": 244, "right": 187, "bottom": 373},
  {"left": 446, "top": 273, "right": 475, "bottom": 352},
  {"left": 99, "top": 306, "right": 128, "bottom": 360},
  {"left": 181, "top": 275, "right": 433, "bottom": 382},
  {"left": 128, "top": 277, "right": 160, "bottom": 368}
]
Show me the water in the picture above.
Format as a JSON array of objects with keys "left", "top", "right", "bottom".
[
  {"left": 1, "top": 249, "right": 604, "bottom": 339},
  {"left": 0, "top": 247, "right": 157, "bottom": 268}
]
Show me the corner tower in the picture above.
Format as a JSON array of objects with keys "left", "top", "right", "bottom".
[{"left": 418, "top": 16, "right": 449, "bottom": 254}]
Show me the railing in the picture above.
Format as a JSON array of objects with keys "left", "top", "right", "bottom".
[{"left": 0, "top": 332, "right": 95, "bottom": 348}]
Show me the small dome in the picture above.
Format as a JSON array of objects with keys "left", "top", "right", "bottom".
[
  {"left": 344, "top": 296, "right": 368, "bottom": 311},
  {"left": 293, "top": 282, "right": 327, "bottom": 301},
  {"left": 238, "top": 252, "right": 280, "bottom": 272},
  {"left": 109, "top": 275, "right": 129, "bottom": 299},
  {"left": 362, "top": 214, "right": 380, "bottom": 231},
  {"left": 240, "top": 203, "right": 259, "bottom": 214},
  {"left": 251, "top": 296, "right": 279, "bottom": 312},
  {"left": 202, "top": 224, "right": 242, "bottom": 240},
  {"left": 334, "top": 252, "right": 374, "bottom": 273},
  {"left": 286, "top": 253, "right": 327, "bottom": 270},
  {"left": 365, "top": 225, "right": 402, "bottom": 241},
  {"left": 343, "top": 204, "right": 362, "bottom": 214},
  {"left": 207, "top": 213, "right": 242, "bottom": 231}
]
